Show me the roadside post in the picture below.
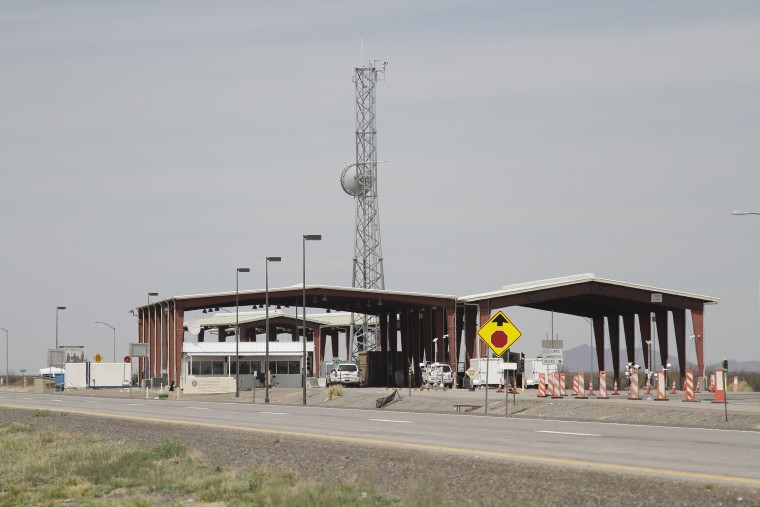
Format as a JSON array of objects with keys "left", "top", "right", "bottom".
[
  {"left": 476, "top": 310, "right": 523, "bottom": 417},
  {"left": 723, "top": 359, "right": 729, "bottom": 422},
  {"left": 408, "top": 366, "right": 412, "bottom": 397}
]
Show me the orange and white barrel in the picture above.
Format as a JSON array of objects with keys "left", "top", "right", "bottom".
[
  {"left": 683, "top": 370, "right": 697, "bottom": 402},
  {"left": 628, "top": 368, "right": 641, "bottom": 400},
  {"left": 559, "top": 373, "right": 567, "bottom": 397},
  {"left": 576, "top": 372, "right": 587, "bottom": 399},
  {"left": 709, "top": 373, "right": 716, "bottom": 392},
  {"left": 597, "top": 371, "right": 608, "bottom": 399},
  {"left": 572, "top": 375, "right": 580, "bottom": 397},
  {"left": 551, "top": 372, "right": 562, "bottom": 399},
  {"left": 712, "top": 369, "right": 726, "bottom": 403},
  {"left": 733, "top": 376, "right": 739, "bottom": 393},
  {"left": 655, "top": 370, "right": 667, "bottom": 401},
  {"left": 538, "top": 373, "right": 547, "bottom": 397}
]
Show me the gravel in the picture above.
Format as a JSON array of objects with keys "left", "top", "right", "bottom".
[{"left": 1, "top": 386, "right": 759, "bottom": 506}]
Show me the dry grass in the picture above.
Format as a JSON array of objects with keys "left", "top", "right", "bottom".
[{"left": 0, "top": 421, "right": 399, "bottom": 506}]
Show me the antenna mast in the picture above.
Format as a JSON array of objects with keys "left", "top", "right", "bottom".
[{"left": 340, "top": 60, "right": 387, "bottom": 358}]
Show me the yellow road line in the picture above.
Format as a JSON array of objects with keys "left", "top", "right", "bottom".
[{"left": 3, "top": 402, "right": 759, "bottom": 487}]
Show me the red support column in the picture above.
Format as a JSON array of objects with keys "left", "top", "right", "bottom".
[
  {"left": 637, "top": 312, "right": 652, "bottom": 370},
  {"left": 389, "top": 312, "right": 398, "bottom": 376},
  {"left": 593, "top": 316, "right": 605, "bottom": 373},
  {"left": 622, "top": 313, "right": 636, "bottom": 365},
  {"left": 313, "top": 325, "right": 321, "bottom": 377},
  {"left": 380, "top": 313, "right": 388, "bottom": 384},
  {"left": 608, "top": 315, "right": 620, "bottom": 382},
  {"left": 478, "top": 306, "right": 490, "bottom": 357},
  {"left": 399, "top": 311, "right": 409, "bottom": 382},
  {"left": 138, "top": 309, "right": 145, "bottom": 383},
  {"left": 422, "top": 309, "right": 433, "bottom": 365},
  {"left": 673, "top": 309, "right": 687, "bottom": 383},
  {"left": 691, "top": 308, "right": 705, "bottom": 379},
  {"left": 446, "top": 304, "right": 456, "bottom": 370},
  {"left": 173, "top": 305, "right": 184, "bottom": 387},
  {"left": 410, "top": 311, "right": 421, "bottom": 382},
  {"left": 167, "top": 304, "right": 175, "bottom": 385},
  {"left": 464, "top": 305, "right": 478, "bottom": 369},
  {"left": 655, "top": 310, "right": 669, "bottom": 368}
]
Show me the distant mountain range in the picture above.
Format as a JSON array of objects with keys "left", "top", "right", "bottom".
[{"left": 552, "top": 344, "right": 760, "bottom": 373}]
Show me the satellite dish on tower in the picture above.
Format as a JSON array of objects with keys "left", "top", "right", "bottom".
[
  {"left": 340, "top": 163, "right": 371, "bottom": 197},
  {"left": 187, "top": 321, "right": 201, "bottom": 336}
]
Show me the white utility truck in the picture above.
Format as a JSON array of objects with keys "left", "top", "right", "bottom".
[
  {"left": 469, "top": 357, "right": 504, "bottom": 388},
  {"left": 523, "top": 356, "right": 557, "bottom": 388}
]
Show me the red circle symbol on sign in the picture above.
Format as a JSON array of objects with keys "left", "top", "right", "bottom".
[
  {"left": 124, "top": 356, "right": 131, "bottom": 363},
  {"left": 491, "top": 330, "right": 508, "bottom": 348}
]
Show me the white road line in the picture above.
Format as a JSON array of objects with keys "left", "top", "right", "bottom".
[
  {"left": 536, "top": 430, "right": 602, "bottom": 437},
  {"left": 127, "top": 404, "right": 144, "bottom": 406},
  {"left": 369, "top": 418, "right": 412, "bottom": 424},
  {"left": 186, "top": 407, "right": 209, "bottom": 410},
  {"left": 51, "top": 399, "right": 62, "bottom": 402},
  {"left": 259, "top": 411, "right": 287, "bottom": 415}
]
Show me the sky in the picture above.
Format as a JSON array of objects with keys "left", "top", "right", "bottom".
[{"left": 2, "top": 1, "right": 759, "bottom": 374}]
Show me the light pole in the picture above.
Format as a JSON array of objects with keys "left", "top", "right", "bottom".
[
  {"left": 265, "top": 256, "right": 281, "bottom": 404},
  {"left": 55, "top": 306, "right": 66, "bottom": 350},
  {"left": 302, "top": 234, "right": 322, "bottom": 406},
  {"left": 731, "top": 210, "right": 760, "bottom": 216},
  {"left": 148, "top": 292, "right": 158, "bottom": 304},
  {"left": 0, "top": 327, "right": 7, "bottom": 386},
  {"left": 235, "top": 267, "right": 250, "bottom": 398},
  {"left": 93, "top": 321, "right": 116, "bottom": 362}
]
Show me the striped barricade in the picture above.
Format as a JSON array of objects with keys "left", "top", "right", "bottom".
[
  {"left": 683, "top": 370, "right": 697, "bottom": 402},
  {"left": 597, "top": 371, "right": 608, "bottom": 399},
  {"left": 712, "top": 369, "right": 726, "bottom": 403},
  {"left": 576, "top": 372, "right": 587, "bottom": 399},
  {"left": 654, "top": 370, "right": 667, "bottom": 401},
  {"left": 628, "top": 368, "right": 641, "bottom": 400},
  {"left": 538, "top": 373, "right": 547, "bottom": 398}
]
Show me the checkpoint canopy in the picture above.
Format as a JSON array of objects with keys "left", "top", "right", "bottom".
[{"left": 460, "top": 273, "right": 718, "bottom": 383}]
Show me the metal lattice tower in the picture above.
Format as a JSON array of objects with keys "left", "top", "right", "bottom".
[{"left": 340, "top": 61, "right": 387, "bottom": 357}]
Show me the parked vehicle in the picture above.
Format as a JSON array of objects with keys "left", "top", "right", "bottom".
[
  {"left": 420, "top": 362, "right": 454, "bottom": 388},
  {"left": 469, "top": 358, "right": 504, "bottom": 388},
  {"left": 524, "top": 357, "right": 557, "bottom": 388},
  {"left": 326, "top": 363, "right": 364, "bottom": 387}
]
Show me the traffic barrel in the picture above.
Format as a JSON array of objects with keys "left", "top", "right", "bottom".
[
  {"left": 576, "top": 372, "right": 588, "bottom": 399},
  {"left": 628, "top": 368, "right": 641, "bottom": 400},
  {"left": 538, "top": 373, "right": 547, "bottom": 398},
  {"left": 654, "top": 370, "right": 667, "bottom": 401},
  {"left": 683, "top": 370, "right": 697, "bottom": 402},
  {"left": 712, "top": 369, "right": 726, "bottom": 404},
  {"left": 597, "top": 371, "right": 608, "bottom": 399}
]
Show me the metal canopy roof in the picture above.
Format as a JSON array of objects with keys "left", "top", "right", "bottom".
[
  {"left": 459, "top": 273, "right": 719, "bottom": 317},
  {"left": 144, "top": 284, "right": 457, "bottom": 315}
]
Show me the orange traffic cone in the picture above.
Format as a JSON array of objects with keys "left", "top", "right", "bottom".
[
  {"left": 671, "top": 380, "right": 677, "bottom": 394},
  {"left": 612, "top": 379, "right": 619, "bottom": 395}
]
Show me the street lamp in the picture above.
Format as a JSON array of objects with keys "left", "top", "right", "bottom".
[
  {"left": 93, "top": 321, "right": 116, "bottom": 362},
  {"left": 302, "top": 234, "right": 322, "bottom": 406},
  {"left": 55, "top": 306, "right": 66, "bottom": 349},
  {"left": 0, "top": 327, "right": 8, "bottom": 386},
  {"left": 235, "top": 267, "right": 250, "bottom": 398},
  {"left": 731, "top": 211, "right": 760, "bottom": 216},
  {"left": 265, "top": 256, "right": 281, "bottom": 404}
]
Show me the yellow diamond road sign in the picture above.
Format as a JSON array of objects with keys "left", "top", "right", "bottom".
[
  {"left": 93, "top": 353, "right": 103, "bottom": 363},
  {"left": 477, "top": 311, "right": 522, "bottom": 357}
]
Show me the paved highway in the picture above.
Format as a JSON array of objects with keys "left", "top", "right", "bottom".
[{"left": 1, "top": 391, "right": 758, "bottom": 488}]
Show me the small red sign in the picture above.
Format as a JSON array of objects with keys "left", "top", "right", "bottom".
[{"left": 124, "top": 356, "right": 131, "bottom": 363}]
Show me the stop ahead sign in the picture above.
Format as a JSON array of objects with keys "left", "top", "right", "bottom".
[{"left": 477, "top": 310, "right": 522, "bottom": 357}]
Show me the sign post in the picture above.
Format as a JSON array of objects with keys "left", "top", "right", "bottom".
[{"left": 477, "top": 311, "right": 522, "bottom": 417}]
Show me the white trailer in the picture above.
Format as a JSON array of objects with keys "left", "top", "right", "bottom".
[
  {"left": 524, "top": 356, "right": 557, "bottom": 388},
  {"left": 470, "top": 358, "right": 504, "bottom": 387}
]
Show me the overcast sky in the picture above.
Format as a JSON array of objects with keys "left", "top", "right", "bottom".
[{"left": 2, "top": 1, "right": 759, "bottom": 374}]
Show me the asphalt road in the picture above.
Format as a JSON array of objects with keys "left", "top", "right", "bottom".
[{"left": 1, "top": 391, "right": 758, "bottom": 489}]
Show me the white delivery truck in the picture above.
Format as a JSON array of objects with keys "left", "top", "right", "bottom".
[
  {"left": 469, "top": 357, "right": 504, "bottom": 388},
  {"left": 524, "top": 356, "right": 557, "bottom": 388}
]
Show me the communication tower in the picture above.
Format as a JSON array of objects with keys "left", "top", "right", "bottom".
[{"left": 340, "top": 60, "right": 387, "bottom": 357}]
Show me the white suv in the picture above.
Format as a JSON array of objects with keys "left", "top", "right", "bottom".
[
  {"left": 421, "top": 362, "right": 454, "bottom": 388},
  {"left": 327, "top": 363, "right": 363, "bottom": 387}
]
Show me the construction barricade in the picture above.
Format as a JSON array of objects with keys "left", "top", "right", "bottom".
[
  {"left": 572, "top": 375, "right": 580, "bottom": 397},
  {"left": 559, "top": 373, "right": 567, "bottom": 397},
  {"left": 712, "top": 369, "right": 726, "bottom": 403},
  {"left": 597, "top": 371, "right": 608, "bottom": 399},
  {"left": 628, "top": 368, "right": 641, "bottom": 400},
  {"left": 733, "top": 376, "right": 739, "bottom": 393},
  {"left": 538, "top": 373, "right": 547, "bottom": 398},
  {"left": 683, "top": 370, "right": 697, "bottom": 402},
  {"left": 576, "top": 372, "right": 587, "bottom": 399},
  {"left": 654, "top": 370, "right": 667, "bottom": 401}
]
